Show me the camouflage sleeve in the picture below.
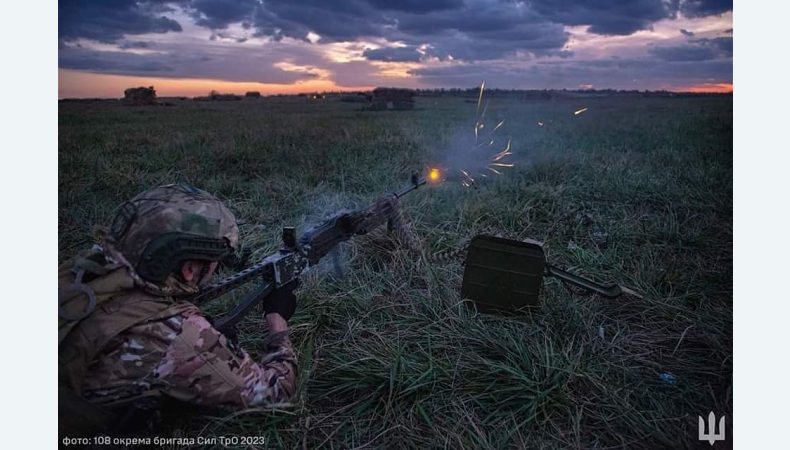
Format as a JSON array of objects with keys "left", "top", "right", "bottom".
[{"left": 153, "top": 311, "right": 297, "bottom": 408}]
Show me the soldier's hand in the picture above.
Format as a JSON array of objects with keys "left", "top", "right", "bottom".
[{"left": 262, "top": 280, "right": 299, "bottom": 321}]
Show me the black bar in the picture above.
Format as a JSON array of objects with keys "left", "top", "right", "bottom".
[
  {"left": 396, "top": 177, "right": 427, "bottom": 198},
  {"left": 214, "top": 282, "right": 275, "bottom": 333},
  {"left": 545, "top": 264, "right": 623, "bottom": 298}
]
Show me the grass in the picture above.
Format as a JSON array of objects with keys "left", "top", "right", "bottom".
[{"left": 59, "top": 93, "right": 732, "bottom": 449}]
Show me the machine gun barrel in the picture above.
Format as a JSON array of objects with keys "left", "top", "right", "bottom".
[{"left": 396, "top": 173, "right": 426, "bottom": 198}]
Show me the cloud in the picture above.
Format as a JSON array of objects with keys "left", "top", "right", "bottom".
[
  {"left": 253, "top": 2, "right": 385, "bottom": 42},
  {"left": 58, "top": 47, "right": 173, "bottom": 73},
  {"left": 649, "top": 36, "right": 732, "bottom": 61},
  {"left": 649, "top": 44, "right": 717, "bottom": 61},
  {"left": 383, "top": 2, "right": 570, "bottom": 60},
  {"left": 364, "top": 0, "right": 464, "bottom": 13},
  {"left": 410, "top": 56, "right": 731, "bottom": 90},
  {"left": 118, "top": 40, "right": 153, "bottom": 49},
  {"left": 59, "top": 0, "right": 183, "bottom": 43},
  {"left": 188, "top": 0, "right": 258, "bottom": 29},
  {"left": 529, "top": 0, "right": 673, "bottom": 36},
  {"left": 362, "top": 46, "right": 422, "bottom": 62},
  {"left": 696, "top": 37, "right": 733, "bottom": 55},
  {"left": 60, "top": 0, "right": 735, "bottom": 47},
  {"left": 680, "top": 0, "right": 733, "bottom": 18},
  {"left": 58, "top": 0, "right": 733, "bottom": 92},
  {"left": 58, "top": 42, "right": 327, "bottom": 84}
]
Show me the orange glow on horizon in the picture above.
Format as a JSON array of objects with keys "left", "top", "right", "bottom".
[
  {"left": 58, "top": 69, "right": 374, "bottom": 98},
  {"left": 674, "top": 83, "right": 733, "bottom": 94}
]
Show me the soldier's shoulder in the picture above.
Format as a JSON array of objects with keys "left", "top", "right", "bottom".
[{"left": 122, "top": 300, "right": 204, "bottom": 341}]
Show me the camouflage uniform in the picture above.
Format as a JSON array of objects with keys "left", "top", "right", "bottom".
[
  {"left": 59, "top": 185, "right": 297, "bottom": 423},
  {"left": 80, "top": 299, "right": 296, "bottom": 408}
]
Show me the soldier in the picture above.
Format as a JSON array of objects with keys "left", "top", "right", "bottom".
[{"left": 58, "top": 184, "right": 298, "bottom": 435}]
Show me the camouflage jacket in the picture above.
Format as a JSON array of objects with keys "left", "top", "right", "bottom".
[
  {"left": 81, "top": 302, "right": 297, "bottom": 409},
  {"left": 59, "top": 247, "right": 297, "bottom": 410}
]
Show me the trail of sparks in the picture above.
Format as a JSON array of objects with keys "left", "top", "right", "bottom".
[
  {"left": 437, "top": 80, "right": 517, "bottom": 188},
  {"left": 460, "top": 169, "right": 475, "bottom": 183},
  {"left": 476, "top": 81, "right": 485, "bottom": 116},
  {"left": 574, "top": 107, "right": 589, "bottom": 116},
  {"left": 491, "top": 138, "right": 512, "bottom": 162}
]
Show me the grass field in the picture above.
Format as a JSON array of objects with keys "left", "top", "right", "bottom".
[{"left": 59, "top": 93, "right": 732, "bottom": 449}]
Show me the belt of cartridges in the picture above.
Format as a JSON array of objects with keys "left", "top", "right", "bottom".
[{"left": 429, "top": 242, "right": 470, "bottom": 262}]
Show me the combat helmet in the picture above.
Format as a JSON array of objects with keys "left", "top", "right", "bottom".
[{"left": 105, "top": 184, "right": 238, "bottom": 284}]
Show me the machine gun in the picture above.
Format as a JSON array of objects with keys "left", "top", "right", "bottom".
[{"left": 189, "top": 174, "right": 426, "bottom": 333}]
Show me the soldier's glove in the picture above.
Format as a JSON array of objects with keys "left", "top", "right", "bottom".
[{"left": 262, "top": 280, "right": 299, "bottom": 321}]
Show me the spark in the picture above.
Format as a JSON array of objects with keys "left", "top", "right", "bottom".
[
  {"left": 490, "top": 163, "right": 514, "bottom": 168},
  {"left": 491, "top": 138, "right": 512, "bottom": 161},
  {"left": 475, "top": 81, "right": 485, "bottom": 116},
  {"left": 574, "top": 107, "right": 589, "bottom": 116},
  {"left": 460, "top": 169, "right": 475, "bottom": 183},
  {"left": 474, "top": 81, "right": 486, "bottom": 144},
  {"left": 487, "top": 167, "right": 502, "bottom": 175},
  {"left": 492, "top": 120, "right": 505, "bottom": 132},
  {"left": 537, "top": 121, "right": 544, "bottom": 127}
]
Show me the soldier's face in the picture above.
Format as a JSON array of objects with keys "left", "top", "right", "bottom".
[
  {"left": 180, "top": 260, "right": 219, "bottom": 287},
  {"left": 198, "top": 261, "right": 219, "bottom": 286}
]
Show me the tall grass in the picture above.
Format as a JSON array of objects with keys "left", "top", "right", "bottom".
[{"left": 59, "top": 94, "right": 732, "bottom": 448}]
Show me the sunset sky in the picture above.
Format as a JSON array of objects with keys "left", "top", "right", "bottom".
[{"left": 58, "top": 0, "right": 733, "bottom": 98}]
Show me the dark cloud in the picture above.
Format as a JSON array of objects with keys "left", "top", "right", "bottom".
[
  {"left": 382, "top": 2, "right": 570, "bottom": 60},
  {"left": 411, "top": 56, "right": 731, "bottom": 89},
  {"left": 681, "top": 0, "right": 733, "bottom": 18},
  {"left": 118, "top": 41, "right": 152, "bottom": 49},
  {"left": 247, "top": 1, "right": 388, "bottom": 42},
  {"left": 58, "top": 47, "right": 173, "bottom": 73},
  {"left": 58, "top": 43, "right": 323, "bottom": 84},
  {"left": 417, "top": 27, "right": 568, "bottom": 61},
  {"left": 362, "top": 46, "right": 422, "bottom": 62},
  {"left": 649, "top": 45, "right": 717, "bottom": 62},
  {"left": 59, "top": 0, "right": 734, "bottom": 49},
  {"left": 697, "top": 37, "right": 733, "bottom": 55},
  {"left": 680, "top": 29, "right": 695, "bottom": 37},
  {"left": 188, "top": 0, "right": 258, "bottom": 29},
  {"left": 363, "top": 0, "right": 463, "bottom": 13},
  {"left": 529, "top": 0, "right": 672, "bottom": 35},
  {"left": 649, "top": 37, "right": 732, "bottom": 62},
  {"left": 59, "top": 0, "right": 183, "bottom": 43}
]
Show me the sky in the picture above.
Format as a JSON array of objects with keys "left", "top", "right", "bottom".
[{"left": 58, "top": 0, "right": 733, "bottom": 97}]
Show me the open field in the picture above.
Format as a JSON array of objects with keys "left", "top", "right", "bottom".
[{"left": 59, "top": 93, "right": 732, "bottom": 449}]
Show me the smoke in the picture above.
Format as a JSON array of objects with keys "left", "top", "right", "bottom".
[
  {"left": 430, "top": 90, "right": 518, "bottom": 188},
  {"left": 297, "top": 190, "right": 356, "bottom": 280}
]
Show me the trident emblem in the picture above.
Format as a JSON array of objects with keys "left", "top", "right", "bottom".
[{"left": 698, "top": 411, "right": 725, "bottom": 445}]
